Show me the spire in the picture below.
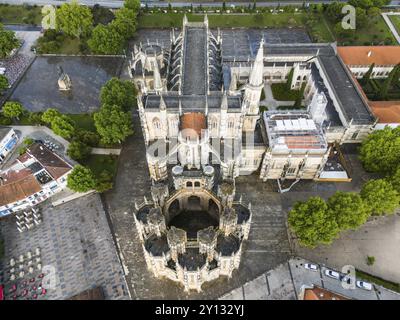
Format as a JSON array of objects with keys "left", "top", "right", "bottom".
[
  {"left": 179, "top": 99, "right": 182, "bottom": 115},
  {"left": 248, "top": 38, "right": 264, "bottom": 87},
  {"left": 159, "top": 95, "right": 166, "bottom": 110},
  {"left": 205, "top": 96, "right": 209, "bottom": 115},
  {"left": 183, "top": 14, "right": 188, "bottom": 27},
  {"left": 204, "top": 14, "right": 208, "bottom": 28},
  {"left": 221, "top": 90, "right": 228, "bottom": 110},
  {"left": 171, "top": 28, "right": 176, "bottom": 43},
  {"left": 153, "top": 60, "right": 163, "bottom": 93}
]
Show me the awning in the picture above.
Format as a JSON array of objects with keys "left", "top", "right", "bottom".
[
  {"left": 319, "top": 171, "right": 349, "bottom": 179},
  {"left": 5, "top": 137, "right": 17, "bottom": 150}
]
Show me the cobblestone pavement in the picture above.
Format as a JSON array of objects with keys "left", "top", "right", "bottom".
[
  {"left": 220, "top": 257, "right": 400, "bottom": 300},
  {"left": 102, "top": 113, "right": 291, "bottom": 299},
  {"left": 0, "top": 194, "right": 129, "bottom": 300}
]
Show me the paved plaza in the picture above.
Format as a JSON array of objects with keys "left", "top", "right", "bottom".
[
  {"left": 0, "top": 194, "right": 129, "bottom": 300},
  {"left": 10, "top": 56, "right": 124, "bottom": 113}
]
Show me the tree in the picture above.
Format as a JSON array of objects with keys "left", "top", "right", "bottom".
[
  {"left": 67, "top": 165, "right": 96, "bottom": 192},
  {"left": 2, "top": 101, "right": 24, "bottom": 120},
  {"left": 356, "top": 7, "right": 368, "bottom": 29},
  {"left": 124, "top": 0, "right": 141, "bottom": 13},
  {"left": 56, "top": 0, "right": 94, "bottom": 38},
  {"left": 75, "top": 129, "right": 100, "bottom": 147},
  {"left": 0, "top": 74, "right": 9, "bottom": 94},
  {"left": 379, "top": 64, "right": 400, "bottom": 100},
  {"left": 288, "top": 197, "right": 339, "bottom": 248},
  {"left": 367, "top": 7, "right": 381, "bottom": 19},
  {"left": 95, "top": 170, "right": 113, "bottom": 192},
  {"left": 294, "top": 82, "right": 306, "bottom": 109},
  {"left": 41, "top": 108, "right": 61, "bottom": 124},
  {"left": 100, "top": 77, "right": 136, "bottom": 112},
  {"left": 27, "top": 111, "right": 44, "bottom": 125},
  {"left": 91, "top": 4, "right": 115, "bottom": 26},
  {"left": 94, "top": 104, "right": 133, "bottom": 144},
  {"left": 325, "top": 2, "right": 346, "bottom": 23},
  {"left": 390, "top": 167, "right": 400, "bottom": 193},
  {"left": 0, "top": 23, "right": 19, "bottom": 58},
  {"left": 51, "top": 115, "right": 75, "bottom": 139},
  {"left": 360, "top": 179, "right": 399, "bottom": 216},
  {"left": 286, "top": 68, "right": 294, "bottom": 90},
  {"left": 327, "top": 192, "right": 371, "bottom": 230},
  {"left": 359, "top": 126, "right": 400, "bottom": 175},
  {"left": 112, "top": 7, "right": 137, "bottom": 40},
  {"left": 88, "top": 24, "right": 124, "bottom": 55},
  {"left": 361, "top": 63, "right": 375, "bottom": 86},
  {"left": 67, "top": 141, "right": 91, "bottom": 161}
]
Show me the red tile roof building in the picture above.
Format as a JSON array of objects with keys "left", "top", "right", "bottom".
[{"left": 0, "top": 143, "right": 73, "bottom": 217}]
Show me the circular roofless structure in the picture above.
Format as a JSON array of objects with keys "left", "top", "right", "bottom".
[{"left": 167, "top": 194, "right": 220, "bottom": 239}]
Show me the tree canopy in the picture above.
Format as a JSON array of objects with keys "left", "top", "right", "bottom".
[
  {"left": 51, "top": 115, "right": 75, "bottom": 139},
  {"left": 359, "top": 126, "right": 400, "bottom": 175},
  {"left": 56, "top": 1, "right": 93, "bottom": 38},
  {"left": 327, "top": 192, "right": 371, "bottom": 230},
  {"left": 0, "top": 23, "right": 19, "bottom": 58},
  {"left": 41, "top": 108, "right": 61, "bottom": 124},
  {"left": 67, "top": 165, "right": 96, "bottom": 193},
  {"left": 0, "top": 74, "right": 9, "bottom": 93},
  {"left": 67, "top": 141, "right": 92, "bottom": 161},
  {"left": 94, "top": 104, "right": 133, "bottom": 144},
  {"left": 112, "top": 7, "right": 137, "bottom": 40},
  {"left": 100, "top": 77, "right": 136, "bottom": 112},
  {"left": 361, "top": 179, "right": 399, "bottom": 216},
  {"left": 288, "top": 197, "right": 339, "bottom": 248},
  {"left": 88, "top": 24, "right": 124, "bottom": 55},
  {"left": 123, "top": 0, "right": 141, "bottom": 12},
  {"left": 2, "top": 101, "right": 24, "bottom": 120}
]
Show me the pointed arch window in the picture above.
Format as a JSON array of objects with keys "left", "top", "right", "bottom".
[{"left": 153, "top": 117, "right": 161, "bottom": 131}]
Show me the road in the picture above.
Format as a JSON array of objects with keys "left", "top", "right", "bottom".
[{"left": 2, "top": 0, "right": 400, "bottom": 9}]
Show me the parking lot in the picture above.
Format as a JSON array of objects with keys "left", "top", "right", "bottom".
[{"left": 220, "top": 257, "right": 400, "bottom": 300}]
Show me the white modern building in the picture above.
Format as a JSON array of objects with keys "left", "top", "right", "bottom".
[
  {"left": 0, "top": 127, "right": 18, "bottom": 165},
  {"left": 0, "top": 143, "right": 73, "bottom": 217}
]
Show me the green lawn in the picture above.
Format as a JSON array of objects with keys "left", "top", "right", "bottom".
[
  {"left": 327, "top": 15, "right": 396, "bottom": 46},
  {"left": 69, "top": 113, "right": 96, "bottom": 132},
  {"left": 389, "top": 14, "right": 400, "bottom": 35},
  {"left": 356, "top": 269, "right": 400, "bottom": 293},
  {"left": 138, "top": 12, "right": 334, "bottom": 43},
  {"left": 139, "top": 12, "right": 304, "bottom": 29},
  {"left": 0, "top": 4, "right": 42, "bottom": 25},
  {"left": 306, "top": 14, "right": 335, "bottom": 43},
  {"left": 271, "top": 83, "right": 300, "bottom": 101},
  {"left": 82, "top": 154, "right": 118, "bottom": 178}
]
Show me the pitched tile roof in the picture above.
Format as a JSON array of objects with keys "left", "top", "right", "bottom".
[
  {"left": 26, "top": 143, "right": 72, "bottom": 179},
  {"left": 0, "top": 174, "right": 41, "bottom": 207},
  {"left": 303, "top": 285, "right": 350, "bottom": 300},
  {"left": 368, "top": 101, "right": 400, "bottom": 123},
  {"left": 180, "top": 112, "right": 207, "bottom": 139},
  {"left": 337, "top": 46, "right": 400, "bottom": 66}
]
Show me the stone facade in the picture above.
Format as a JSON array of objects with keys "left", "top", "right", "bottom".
[{"left": 133, "top": 167, "right": 251, "bottom": 292}]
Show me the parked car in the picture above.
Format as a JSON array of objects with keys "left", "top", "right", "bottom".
[
  {"left": 356, "top": 281, "right": 373, "bottom": 291},
  {"left": 325, "top": 269, "right": 340, "bottom": 279},
  {"left": 304, "top": 263, "right": 318, "bottom": 271}
]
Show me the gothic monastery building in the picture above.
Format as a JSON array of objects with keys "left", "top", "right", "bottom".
[{"left": 129, "top": 16, "right": 376, "bottom": 291}]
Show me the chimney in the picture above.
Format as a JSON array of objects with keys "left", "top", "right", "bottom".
[{"left": 367, "top": 51, "right": 372, "bottom": 57}]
